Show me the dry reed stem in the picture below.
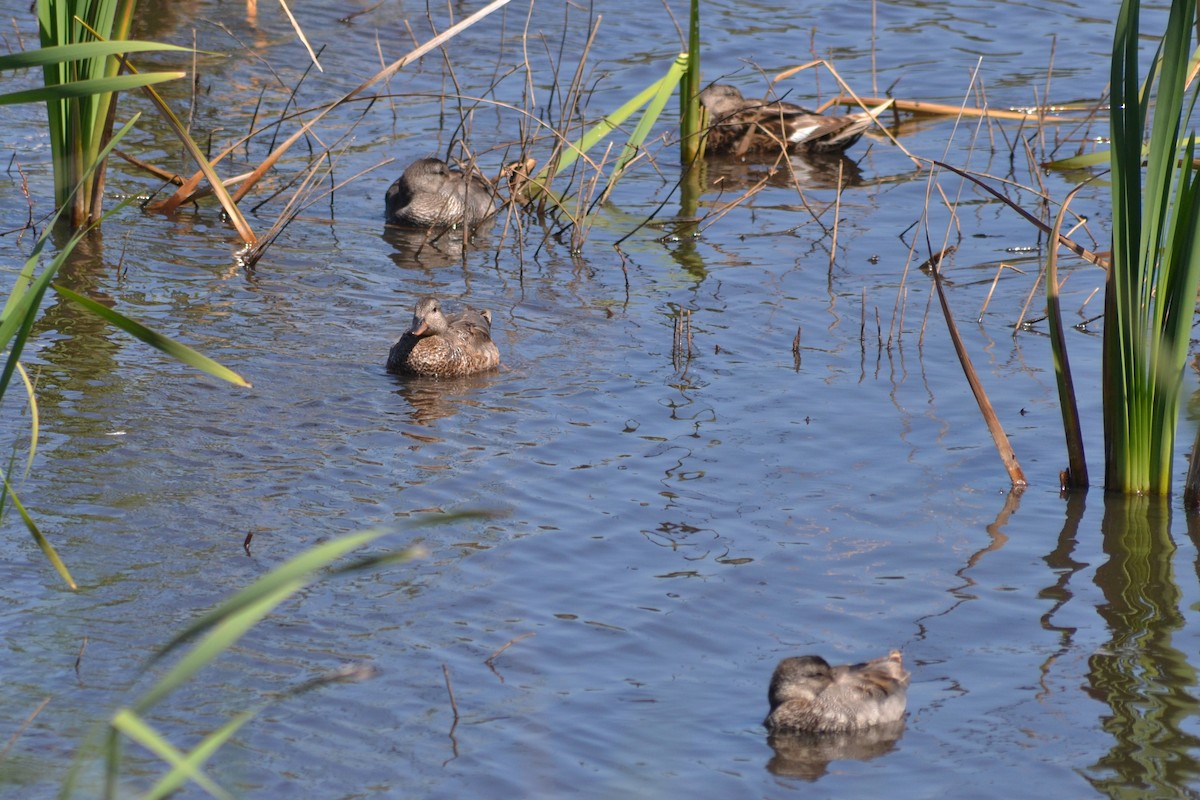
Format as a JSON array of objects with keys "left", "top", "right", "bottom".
[
  {"left": 0, "top": 696, "right": 50, "bottom": 759},
  {"left": 979, "top": 263, "right": 1007, "bottom": 321},
  {"left": 697, "top": 174, "right": 772, "bottom": 233},
  {"left": 1044, "top": 183, "right": 1088, "bottom": 488},
  {"left": 929, "top": 253, "right": 1028, "bottom": 487},
  {"left": 485, "top": 633, "right": 535, "bottom": 671},
  {"left": 889, "top": 232, "right": 920, "bottom": 347},
  {"left": 442, "top": 663, "right": 460, "bottom": 722},
  {"left": 161, "top": 0, "right": 515, "bottom": 213},
  {"left": 860, "top": 288, "right": 867, "bottom": 348},
  {"left": 277, "top": 0, "right": 322, "bottom": 72},
  {"left": 871, "top": 0, "right": 878, "bottom": 95},
  {"left": 933, "top": 160, "right": 1109, "bottom": 269},
  {"left": 829, "top": 160, "right": 843, "bottom": 272},
  {"left": 829, "top": 94, "right": 1090, "bottom": 122},
  {"left": 74, "top": 636, "right": 88, "bottom": 683},
  {"left": 673, "top": 309, "right": 693, "bottom": 368},
  {"left": 242, "top": 155, "right": 393, "bottom": 268}
]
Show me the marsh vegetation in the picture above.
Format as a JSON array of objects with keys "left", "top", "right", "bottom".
[{"left": 2, "top": 0, "right": 1200, "bottom": 797}]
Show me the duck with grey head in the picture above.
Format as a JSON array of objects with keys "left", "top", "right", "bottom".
[
  {"left": 386, "top": 296, "right": 501, "bottom": 378},
  {"left": 385, "top": 157, "right": 496, "bottom": 229}
]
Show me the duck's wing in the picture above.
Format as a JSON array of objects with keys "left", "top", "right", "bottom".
[
  {"left": 834, "top": 651, "right": 910, "bottom": 697},
  {"left": 447, "top": 308, "right": 495, "bottom": 342},
  {"left": 787, "top": 99, "right": 893, "bottom": 154}
]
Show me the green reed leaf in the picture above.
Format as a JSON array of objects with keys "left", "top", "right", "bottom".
[{"left": 51, "top": 285, "right": 253, "bottom": 389}]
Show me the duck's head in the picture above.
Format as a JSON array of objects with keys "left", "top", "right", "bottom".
[
  {"left": 401, "top": 158, "right": 452, "bottom": 192},
  {"left": 767, "top": 656, "right": 835, "bottom": 708},
  {"left": 408, "top": 296, "right": 448, "bottom": 336},
  {"left": 698, "top": 84, "right": 747, "bottom": 117}
]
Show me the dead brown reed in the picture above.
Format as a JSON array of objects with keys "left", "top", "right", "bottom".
[{"left": 672, "top": 308, "right": 693, "bottom": 368}]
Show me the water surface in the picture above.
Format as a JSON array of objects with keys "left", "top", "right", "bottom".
[{"left": 2, "top": 0, "right": 1199, "bottom": 798}]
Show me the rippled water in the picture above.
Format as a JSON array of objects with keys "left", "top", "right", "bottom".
[{"left": 3, "top": 0, "right": 1200, "bottom": 797}]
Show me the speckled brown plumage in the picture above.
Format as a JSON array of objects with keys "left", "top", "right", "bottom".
[
  {"left": 385, "top": 157, "right": 495, "bottom": 228},
  {"left": 764, "top": 651, "right": 910, "bottom": 734},
  {"left": 386, "top": 296, "right": 501, "bottom": 378},
  {"left": 699, "top": 84, "right": 890, "bottom": 157}
]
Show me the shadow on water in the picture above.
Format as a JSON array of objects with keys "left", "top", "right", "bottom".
[{"left": 1082, "top": 496, "right": 1200, "bottom": 794}]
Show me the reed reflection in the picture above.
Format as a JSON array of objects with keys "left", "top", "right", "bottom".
[
  {"left": 1036, "top": 491, "right": 1088, "bottom": 698},
  {"left": 1083, "top": 495, "right": 1200, "bottom": 794}
]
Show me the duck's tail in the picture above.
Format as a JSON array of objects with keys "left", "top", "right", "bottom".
[{"left": 794, "top": 98, "right": 894, "bottom": 154}]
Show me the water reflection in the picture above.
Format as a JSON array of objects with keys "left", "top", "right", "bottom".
[
  {"left": 28, "top": 234, "right": 129, "bottom": 458},
  {"left": 766, "top": 721, "right": 906, "bottom": 781},
  {"left": 1083, "top": 496, "right": 1200, "bottom": 794},
  {"left": 389, "top": 371, "right": 503, "bottom": 428},
  {"left": 702, "top": 152, "right": 865, "bottom": 193},
  {"left": 382, "top": 220, "right": 496, "bottom": 269},
  {"left": 1037, "top": 491, "right": 1088, "bottom": 699}
]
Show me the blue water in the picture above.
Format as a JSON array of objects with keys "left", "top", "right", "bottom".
[{"left": 2, "top": 0, "right": 1199, "bottom": 797}]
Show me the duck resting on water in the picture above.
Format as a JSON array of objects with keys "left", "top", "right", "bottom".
[
  {"left": 384, "top": 157, "right": 496, "bottom": 228},
  {"left": 698, "top": 84, "right": 892, "bottom": 157},
  {"left": 763, "top": 650, "right": 910, "bottom": 735},
  {"left": 386, "top": 296, "right": 501, "bottom": 378}
]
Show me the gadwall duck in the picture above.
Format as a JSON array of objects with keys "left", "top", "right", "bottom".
[
  {"left": 386, "top": 296, "right": 501, "bottom": 377},
  {"left": 385, "top": 157, "right": 495, "bottom": 228},
  {"left": 763, "top": 651, "right": 910, "bottom": 734},
  {"left": 699, "top": 84, "right": 891, "bottom": 156}
]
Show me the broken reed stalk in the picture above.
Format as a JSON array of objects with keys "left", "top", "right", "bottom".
[
  {"left": 829, "top": 161, "right": 843, "bottom": 272},
  {"left": 860, "top": 288, "right": 866, "bottom": 349},
  {"left": 828, "top": 94, "right": 1093, "bottom": 122},
  {"left": 926, "top": 246, "right": 1028, "bottom": 487},
  {"left": 672, "top": 309, "right": 693, "bottom": 367},
  {"left": 485, "top": 632, "right": 535, "bottom": 670},
  {"left": 442, "top": 664, "right": 459, "bottom": 722}
]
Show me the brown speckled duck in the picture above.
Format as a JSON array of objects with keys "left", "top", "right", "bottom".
[
  {"left": 699, "top": 84, "right": 891, "bottom": 156},
  {"left": 386, "top": 296, "right": 501, "bottom": 377},
  {"left": 764, "top": 651, "right": 910, "bottom": 734},
  {"left": 385, "top": 157, "right": 496, "bottom": 228}
]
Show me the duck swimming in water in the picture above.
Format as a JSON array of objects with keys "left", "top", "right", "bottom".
[
  {"left": 698, "top": 84, "right": 891, "bottom": 157},
  {"left": 384, "top": 157, "right": 496, "bottom": 228},
  {"left": 386, "top": 296, "right": 501, "bottom": 378},
  {"left": 763, "top": 650, "right": 910, "bottom": 734}
]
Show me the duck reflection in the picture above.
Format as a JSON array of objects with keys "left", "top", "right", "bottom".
[
  {"left": 382, "top": 220, "right": 495, "bottom": 268},
  {"left": 765, "top": 719, "right": 906, "bottom": 780},
  {"left": 702, "top": 151, "right": 864, "bottom": 193},
  {"left": 391, "top": 371, "right": 501, "bottom": 427}
]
